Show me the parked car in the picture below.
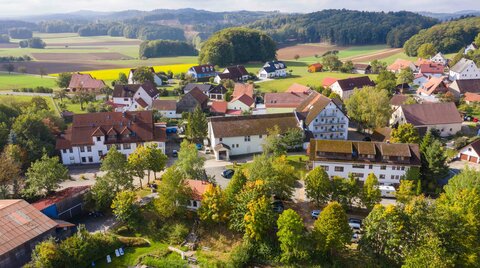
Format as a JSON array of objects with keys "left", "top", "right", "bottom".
[
  {"left": 222, "top": 169, "right": 234, "bottom": 179},
  {"left": 205, "top": 148, "right": 212, "bottom": 154},
  {"left": 348, "top": 218, "right": 362, "bottom": 226},
  {"left": 349, "top": 222, "right": 361, "bottom": 230},
  {"left": 311, "top": 210, "right": 321, "bottom": 220},
  {"left": 172, "top": 150, "right": 178, "bottom": 157},
  {"left": 351, "top": 233, "right": 360, "bottom": 243},
  {"left": 196, "top": 144, "right": 203, "bottom": 150},
  {"left": 272, "top": 200, "right": 284, "bottom": 213}
]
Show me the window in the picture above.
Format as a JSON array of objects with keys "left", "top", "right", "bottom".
[
  {"left": 124, "top": 98, "right": 129, "bottom": 101},
  {"left": 62, "top": 149, "right": 67, "bottom": 153},
  {"left": 80, "top": 146, "right": 85, "bottom": 152},
  {"left": 259, "top": 135, "right": 263, "bottom": 139},
  {"left": 219, "top": 138, "right": 223, "bottom": 142},
  {"left": 87, "top": 146, "right": 92, "bottom": 152},
  {"left": 69, "top": 149, "right": 73, "bottom": 153},
  {"left": 244, "top": 136, "right": 251, "bottom": 142},
  {"left": 351, "top": 173, "right": 364, "bottom": 178},
  {"left": 380, "top": 166, "right": 386, "bottom": 170},
  {"left": 106, "top": 145, "right": 112, "bottom": 150},
  {"left": 401, "top": 166, "right": 405, "bottom": 171},
  {"left": 369, "top": 165, "right": 373, "bottom": 169},
  {"left": 96, "top": 136, "right": 101, "bottom": 142},
  {"left": 88, "top": 156, "right": 93, "bottom": 163},
  {"left": 123, "top": 143, "right": 131, "bottom": 150},
  {"left": 98, "top": 151, "right": 103, "bottom": 157},
  {"left": 379, "top": 174, "right": 385, "bottom": 179},
  {"left": 353, "top": 164, "right": 365, "bottom": 169},
  {"left": 81, "top": 157, "right": 86, "bottom": 163},
  {"left": 320, "top": 165, "right": 329, "bottom": 171},
  {"left": 69, "top": 156, "right": 74, "bottom": 161},
  {"left": 334, "top": 166, "right": 344, "bottom": 172},
  {"left": 192, "top": 200, "right": 198, "bottom": 207}
]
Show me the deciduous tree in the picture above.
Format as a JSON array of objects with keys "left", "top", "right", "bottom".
[
  {"left": 132, "top": 66, "right": 155, "bottom": 85},
  {"left": 176, "top": 140, "right": 206, "bottom": 180},
  {"left": 361, "top": 173, "right": 381, "bottom": 209},
  {"left": 198, "top": 184, "right": 229, "bottom": 224},
  {"left": 111, "top": 190, "right": 138, "bottom": 227},
  {"left": 305, "top": 166, "right": 331, "bottom": 206},
  {"left": 55, "top": 72, "right": 72, "bottom": 88},
  {"left": 277, "top": 209, "right": 309, "bottom": 264},
  {"left": 101, "top": 146, "right": 133, "bottom": 191},
  {"left": 313, "top": 202, "right": 352, "bottom": 255},
  {"left": 417, "top": 43, "right": 436, "bottom": 58},
  {"left": 390, "top": 123, "right": 420, "bottom": 144},
  {"left": 185, "top": 105, "right": 207, "bottom": 143},
  {"left": 23, "top": 154, "right": 68, "bottom": 198},
  {"left": 154, "top": 166, "right": 191, "bottom": 218},
  {"left": 244, "top": 195, "right": 275, "bottom": 242}
]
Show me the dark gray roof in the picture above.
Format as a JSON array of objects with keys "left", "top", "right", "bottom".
[
  {"left": 335, "top": 76, "right": 375, "bottom": 92},
  {"left": 183, "top": 83, "right": 213, "bottom": 94},
  {"left": 401, "top": 102, "right": 462, "bottom": 126}
]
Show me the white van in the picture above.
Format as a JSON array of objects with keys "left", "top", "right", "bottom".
[{"left": 379, "top": 185, "right": 396, "bottom": 198}]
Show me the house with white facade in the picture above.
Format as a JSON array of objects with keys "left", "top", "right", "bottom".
[
  {"left": 387, "top": 59, "right": 416, "bottom": 74},
  {"left": 258, "top": 61, "right": 287, "bottom": 79},
  {"left": 330, "top": 76, "right": 375, "bottom": 100},
  {"left": 214, "top": 65, "right": 250, "bottom": 84},
  {"left": 295, "top": 92, "right": 348, "bottom": 141},
  {"left": 309, "top": 140, "right": 421, "bottom": 186},
  {"left": 390, "top": 102, "right": 463, "bottom": 137},
  {"left": 128, "top": 67, "right": 163, "bottom": 86},
  {"left": 112, "top": 82, "right": 159, "bottom": 112},
  {"left": 449, "top": 79, "right": 480, "bottom": 98},
  {"left": 185, "top": 179, "right": 211, "bottom": 210},
  {"left": 56, "top": 111, "right": 166, "bottom": 165},
  {"left": 187, "top": 65, "right": 216, "bottom": 82},
  {"left": 152, "top": 99, "right": 180, "bottom": 119},
  {"left": 464, "top": 43, "right": 478, "bottom": 55},
  {"left": 457, "top": 140, "right": 480, "bottom": 164},
  {"left": 208, "top": 113, "right": 299, "bottom": 161},
  {"left": 430, "top": 52, "right": 448, "bottom": 66},
  {"left": 208, "top": 85, "right": 227, "bottom": 100},
  {"left": 449, "top": 58, "right": 480, "bottom": 81},
  {"left": 227, "top": 83, "right": 255, "bottom": 112}
]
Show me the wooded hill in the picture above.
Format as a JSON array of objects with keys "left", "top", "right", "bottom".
[
  {"left": 249, "top": 10, "right": 438, "bottom": 47},
  {"left": 404, "top": 16, "right": 480, "bottom": 56}
]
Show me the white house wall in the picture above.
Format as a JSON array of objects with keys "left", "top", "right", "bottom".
[{"left": 307, "top": 102, "right": 349, "bottom": 140}]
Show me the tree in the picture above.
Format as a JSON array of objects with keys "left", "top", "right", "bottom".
[
  {"left": 244, "top": 195, "right": 275, "bottom": 242},
  {"left": 127, "top": 146, "right": 148, "bottom": 188},
  {"left": 361, "top": 173, "right": 381, "bottom": 210},
  {"left": 403, "top": 234, "right": 454, "bottom": 268},
  {"left": 185, "top": 105, "right": 207, "bottom": 142},
  {"left": 262, "top": 125, "right": 287, "bottom": 157},
  {"left": 422, "top": 139, "right": 448, "bottom": 190},
  {"left": 390, "top": 123, "right": 420, "bottom": 144},
  {"left": 330, "top": 175, "right": 358, "bottom": 209},
  {"left": 345, "top": 86, "right": 391, "bottom": 133},
  {"left": 101, "top": 146, "right": 133, "bottom": 191},
  {"left": 294, "top": 54, "right": 300, "bottom": 60},
  {"left": 229, "top": 180, "right": 269, "bottom": 232},
  {"left": 39, "top": 67, "right": 47, "bottom": 78},
  {"left": 475, "top": 33, "right": 480, "bottom": 47},
  {"left": 56, "top": 72, "right": 72, "bottom": 88},
  {"left": 0, "top": 151, "right": 22, "bottom": 198},
  {"left": 111, "top": 190, "right": 138, "bottom": 227},
  {"left": 29, "top": 237, "right": 63, "bottom": 268},
  {"left": 132, "top": 66, "right": 155, "bottom": 84},
  {"left": 304, "top": 166, "right": 331, "bottom": 206},
  {"left": 397, "top": 68, "right": 414, "bottom": 92},
  {"left": 100, "top": 86, "right": 113, "bottom": 101},
  {"left": 145, "top": 144, "right": 168, "bottom": 183},
  {"left": 322, "top": 54, "right": 342, "bottom": 71},
  {"left": 28, "top": 37, "right": 46, "bottom": 49},
  {"left": 117, "top": 72, "right": 128, "bottom": 84},
  {"left": 313, "top": 202, "right": 352, "bottom": 255},
  {"left": 224, "top": 168, "right": 247, "bottom": 203},
  {"left": 87, "top": 175, "right": 116, "bottom": 211},
  {"left": 370, "top": 60, "right": 387, "bottom": 74},
  {"left": 277, "top": 209, "right": 309, "bottom": 264},
  {"left": 23, "top": 154, "right": 68, "bottom": 198},
  {"left": 71, "top": 91, "right": 95, "bottom": 110},
  {"left": 53, "top": 89, "right": 68, "bottom": 103},
  {"left": 340, "top": 60, "right": 354, "bottom": 73},
  {"left": 176, "top": 140, "right": 206, "bottom": 180},
  {"left": 396, "top": 180, "right": 417, "bottom": 204},
  {"left": 154, "top": 166, "right": 191, "bottom": 218},
  {"left": 282, "top": 128, "right": 304, "bottom": 150},
  {"left": 376, "top": 70, "right": 397, "bottom": 94},
  {"left": 417, "top": 43, "right": 436, "bottom": 58},
  {"left": 3, "top": 63, "right": 14, "bottom": 74},
  {"left": 198, "top": 184, "right": 229, "bottom": 224}
]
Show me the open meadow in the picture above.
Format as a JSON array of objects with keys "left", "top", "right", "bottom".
[{"left": 0, "top": 73, "right": 57, "bottom": 90}]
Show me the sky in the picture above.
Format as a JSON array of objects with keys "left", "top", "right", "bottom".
[{"left": 0, "top": 0, "right": 479, "bottom": 17}]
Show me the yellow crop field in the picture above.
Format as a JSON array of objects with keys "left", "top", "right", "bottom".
[{"left": 52, "top": 63, "right": 195, "bottom": 80}]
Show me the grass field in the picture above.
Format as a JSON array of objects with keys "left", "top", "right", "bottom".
[
  {"left": 0, "top": 94, "right": 56, "bottom": 110},
  {"left": 0, "top": 73, "right": 57, "bottom": 90}
]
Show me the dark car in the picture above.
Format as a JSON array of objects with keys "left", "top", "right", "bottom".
[
  {"left": 222, "top": 169, "right": 235, "bottom": 179},
  {"left": 348, "top": 218, "right": 363, "bottom": 226},
  {"left": 272, "top": 200, "right": 284, "bottom": 213},
  {"left": 172, "top": 150, "right": 178, "bottom": 157},
  {"left": 311, "top": 210, "right": 321, "bottom": 220}
]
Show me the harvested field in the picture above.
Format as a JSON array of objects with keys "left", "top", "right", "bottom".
[
  {"left": 0, "top": 43, "right": 18, "bottom": 48},
  {"left": 31, "top": 52, "right": 132, "bottom": 61},
  {"left": 277, "top": 43, "right": 345, "bottom": 60},
  {"left": 46, "top": 40, "right": 142, "bottom": 47},
  {"left": 344, "top": 48, "right": 403, "bottom": 63},
  {"left": 12, "top": 61, "right": 120, "bottom": 74}
]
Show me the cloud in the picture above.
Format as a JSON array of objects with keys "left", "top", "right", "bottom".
[{"left": 0, "top": 0, "right": 479, "bottom": 17}]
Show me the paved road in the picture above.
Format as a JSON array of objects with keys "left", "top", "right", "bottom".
[{"left": 0, "top": 91, "right": 54, "bottom": 97}]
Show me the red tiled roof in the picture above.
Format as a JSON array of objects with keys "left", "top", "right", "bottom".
[
  {"left": 323, "top": 77, "right": 338, "bottom": 87},
  {"left": 417, "top": 76, "right": 447, "bottom": 96},
  {"left": 264, "top": 92, "right": 309, "bottom": 108},
  {"left": 188, "top": 87, "right": 209, "bottom": 104},
  {"left": 232, "top": 83, "right": 254, "bottom": 99},
  {"left": 415, "top": 58, "right": 432, "bottom": 66},
  {"left": 185, "top": 179, "right": 211, "bottom": 200},
  {"left": 230, "top": 94, "right": 254, "bottom": 107},
  {"left": 286, "top": 83, "right": 311, "bottom": 94},
  {"left": 387, "top": 59, "right": 414, "bottom": 72},
  {"left": 68, "top": 73, "right": 106, "bottom": 90},
  {"left": 210, "top": 101, "right": 228, "bottom": 114},
  {"left": 32, "top": 186, "right": 90, "bottom": 211},
  {"left": 465, "top": 92, "right": 480, "bottom": 102},
  {"left": 0, "top": 200, "right": 58, "bottom": 256},
  {"left": 226, "top": 109, "right": 242, "bottom": 115},
  {"left": 419, "top": 63, "right": 444, "bottom": 74}
]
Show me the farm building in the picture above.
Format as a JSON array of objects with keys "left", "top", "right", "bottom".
[
  {"left": 68, "top": 73, "right": 106, "bottom": 92},
  {"left": 31, "top": 186, "right": 90, "bottom": 220},
  {"left": 308, "top": 63, "right": 323, "bottom": 73},
  {"left": 353, "top": 63, "right": 372, "bottom": 74}
]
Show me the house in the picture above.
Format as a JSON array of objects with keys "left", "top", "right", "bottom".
[
  {"left": 387, "top": 59, "right": 416, "bottom": 73},
  {"left": 213, "top": 65, "right": 249, "bottom": 84},
  {"left": 68, "top": 73, "right": 106, "bottom": 92},
  {"left": 464, "top": 92, "right": 480, "bottom": 104},
  {"left": 390, "top": 102, "right": 462, "bottom": 137},
  {"left": 264, "top": 91, "right": 310, "bottom": 112},
  {"left": 187, "top": 64, "right": 216, "bottom": 82},
  {"left": 322, "top": 77, "right": 338, "bottom": 88},
  {"left": 390, "top": 94, "right": 411, "bottom": 111},
  {"left": 112, "top": 81, "right": 159, "bottom": 111},
  {"left": 458, "top": 140, "right": 480, "bottom": 163},
  {"left": 295, "top": 91, "right": 349, "bottom": 141},
  {"left": 185, "top": 179, "right": 212, "bottom": 210},
  {"left": 413, "top": 73, "right": 429, "bottom": 87},
  {"left": 416, "top": 76, "right": 448, "bottom": 96},
  {"left": 418, "top": 63, "right": 444, "bottom": 77},
  {"left": 464, "top": 43, "right": 478, "bottom": 55},
  {"left": 0, "top": 200, "right": 60, "bottom": 268},
  {"left": 431, "top": 52, "right": 448, "bottom": 66},
  {"left": 449, "top": 58, "right": 480, "bottom": 81},
  {"left": 32, "top": 186, "right": 90, "bottom": 220},
  {"left": 208, "top": 85, "right": 227, "bottom": 100},
  {"left": 176, "top": 88, "right": 209, "bottom": 114},
  {"left": 183, "top": 83, "right": 213, "bottom": 95},
  {"left": 353, "top": 63, "right": 372, "bottom": 74},
  {"left": 309, "top": 140, "right": 421, "bottom": 186},
  {"left": 286, "top": 83, "right": 312, "bottom": 94},
  {"left": 210, "top": 101, "right": 228, "bottom": 115},
  {"left": 208, "top": 113, "right": 299, "bottom": 160},
  {"left": 152, "top": 99, "right": 180, "bottom": 119},
  {"left": 128, "top": 67, "right": 163, "bottom": 86},
  {"left": 308, "top": 63, "right": 323, "bottom": 73},
  {"left": 330, "top": 76, "right": 376, "bottom": 100},
  {"left": 258, "top": 61, "right": 287, "bottom": 79},
  {"left": 448, "top": 79, "right": 480, "bottom": 98},
  {"left": 228, "top": 83, "right": 255, "bottom": 112},
  {"left": 56, "top": 111, "right": 166, "bottom": 165}
]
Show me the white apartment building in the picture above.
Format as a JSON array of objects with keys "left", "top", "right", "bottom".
[
  {"left": 56, "top": 111, "right": 166, "bottom": 165},
  {"left": 208, "top": 113, "right": 299, "bottom": 161},
  {"left": 330, "top": 76, "right": 375, "bottom": 100},
  {"left": 309, "top": 140, "right": 421, "bottom": 186}
]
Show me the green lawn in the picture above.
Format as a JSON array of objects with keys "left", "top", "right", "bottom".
[
  {"left": 55, "top": 98, "right": 104, "bottom": 114},
  {"left": 94, "top": 241, "right": 172, "bottom": 268},
  {"left": 0, "top": 95, "right": 57, "bottom": 111},
  {"left": 0, "top": 73, "right": 57, "bottom": 90}
]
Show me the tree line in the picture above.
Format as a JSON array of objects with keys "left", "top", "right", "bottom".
[
  {"left": 249, "top": 9, "right": 438, "bottom": 47},
  {"left": 139, "top": 40, "right": 197, "bottom": 59}
]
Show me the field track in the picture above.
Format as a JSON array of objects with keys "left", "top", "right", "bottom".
[{"left": 343, "top": 48, "right": 403, "bottom": 62}]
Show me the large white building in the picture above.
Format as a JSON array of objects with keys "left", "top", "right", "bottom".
[
  {"left": 258, "top": 61, "right": 287, "bottom": 79},
  {"left": 295, "top": 92, "right": 348, "bottom": 141},
  {"left": 56, "top": 111, "right": 166, "bottom": 165},
  {"left": 309, "top": 140, "right": 421, "bottom": 186},
  {"left": 112, "top": 82, "right": 159, "bottom": 112},
  {"left": 330, "top": 76, "right": 375, "bottom": 100},
  {"left": 208, "top": 113, "right": 299, "bottom": 161},
  {"left": 449, "top": 58, "right": 480, "bottom": 81}
]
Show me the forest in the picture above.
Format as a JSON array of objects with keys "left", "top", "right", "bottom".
[
  {"left": 249, "top": 10, "right": 438, "bottom": 47},
  {"left": 403, "top": 16, "right": 480, "bottom": 56},
  {"left": 139, "top": 40, "right": 198, "bottom": 58}
]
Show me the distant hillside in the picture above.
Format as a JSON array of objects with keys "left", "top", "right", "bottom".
[
  {"left": 249, "top": 10, "right": 438, "bottom": 47},
  {"left": 417, "top": 10, "right": 480, "bottom": 21},
  {"left": 403, "top": 16, "right": 480, "bottom": 56}
]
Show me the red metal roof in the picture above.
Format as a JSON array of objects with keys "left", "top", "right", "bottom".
[{"left": 32, "top": 186, "right": 90, "bottom": 211}]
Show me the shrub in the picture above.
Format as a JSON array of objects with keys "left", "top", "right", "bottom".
[
  {"left": 168, "top": 223, "right": 189, "bottom": 245},
  {"left": 117, "top": 236, "right": 150, "bottom": 247}
]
